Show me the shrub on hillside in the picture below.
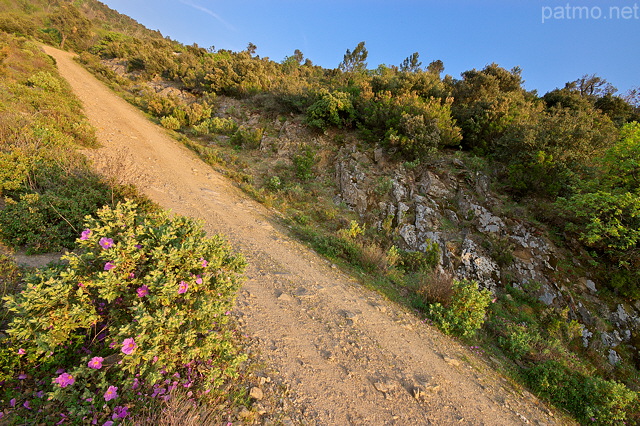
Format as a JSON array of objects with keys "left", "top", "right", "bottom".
[
  {"left": 525, "top": 360, "right": 638, "bottom": 425},
  {"left": 427, "top": 279, "right": 492, "bottom": 338},
  {"left": 1, "top": 201, "right": 246, "bottom": 423}
]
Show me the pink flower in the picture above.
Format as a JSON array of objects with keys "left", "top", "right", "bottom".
[
  {"left": 131, "top": 378, "right": 140, "bottom": 390},
  {"left": 103, "top": 421, "right": 114, "bottom": 426},
  {"left": 78, "top": 282, "right": 85, "bottom": 288},
  {"left": 195, "top": 276, "right": 203, "bottom": 285},
  {"left": 136, "top": 285, "right": 149, "bottom": 298},
  {"left": 113, "top": 406, "right": 128, "bottom": 419},
  {"left": 99, "top": 237, "right": 114, "bottom": 249},
  {"left": 88, "top": 357, "right": 104, "bottom": 369},
  {"left": 200, "top": 258, "right": 208, "bottom": 268},
  {"left": 104, "top": 385, "right": 118, "bottom": 401},
  {"left": 80, "top": 229, "right": 92, "bottom": 240},
  {"left": 55, "top": 373, "right": 75, "bottom": 388},
  {"left": 18, "top": 348, "right": 25, "bottom": 355},
  {"left": 121, "top": 338, "right": 137, "bottom": 355},
  {"left": 23, "top": 400, "right": 31, "bottom": 409},
  {"left": 104, "top": 262, "right": 115, "bottom": 271},
  {"left": 178, "top": 281, "right": 188, "bottom": 294}
]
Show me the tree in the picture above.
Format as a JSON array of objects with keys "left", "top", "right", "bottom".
[
  {"left": 427, "top": 60, "right": 444, "bottom": 76},
  {"left": 246, "top": 42, "right": 257, "bottom": 56},
  {"left": 338, "top": 41, "right": 368, "bottom": 73},
  {"left": 567, "top": 74, "right": 617, "bottom": 98},
  {"left": 48, "top": 4, "right": 92, "bottom": 50},
  {"left": 400, "top": 52, "right": 422, "bottom": 73}
]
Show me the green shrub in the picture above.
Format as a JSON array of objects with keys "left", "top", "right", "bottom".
[
  {"left": 427, "top": 279, "right": 492, "bottom": 338},
  {"left": 305, "top": 89, "right": 355, "bottom": 130},
  {"left": 292, "top": 146, "right": 316, "bottom": 181},
  {"left": 0, "top": 170, "right": 122, "bottom": 254},
  {"left": 26, "top": 71, "right": 62, "bottom": 92},
  {"left": 399, "top": 242, "right": 440, "bottom": 272},
  {"left": 497, "top": 322, "right": 539, "bottom": 360},
  {"left": 230, "top": 126, "right": 263, "bottom": 149},
  {"left": 525, "top": 361, "right": 637, "bottom": 425},
  {"left": 208, "top": 117, "right": 238, "bottom": 135},
  {"left": 160, "top": 115, "right": 181, "bottom": 130},
  {"left": 1, "top": 201, "right": 246, "bottom": 423}
]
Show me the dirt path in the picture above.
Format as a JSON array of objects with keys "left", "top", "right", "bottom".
[{"left": 42, "top": 45, "right": 568, "bottom": 425}]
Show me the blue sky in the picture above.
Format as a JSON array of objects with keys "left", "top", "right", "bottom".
[{"left": 100, "top": 0, "right": 639, "bottom": 95}]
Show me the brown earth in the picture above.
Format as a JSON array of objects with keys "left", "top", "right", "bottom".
[{"left": 41, "top": 44, "right": 572, "bottom": 425}]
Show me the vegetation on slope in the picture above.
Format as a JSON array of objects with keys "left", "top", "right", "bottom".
[{"left": 1, "top": 0, "right": 639, "bottom": 423}]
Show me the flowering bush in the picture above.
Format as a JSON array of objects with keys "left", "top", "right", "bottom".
[{"left": 1, "top": 201, "right": 246, "bottom": 422}]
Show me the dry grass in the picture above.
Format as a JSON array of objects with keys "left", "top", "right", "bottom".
[{"left": 416, "top": 269, "right": 454, "bottom": 306}]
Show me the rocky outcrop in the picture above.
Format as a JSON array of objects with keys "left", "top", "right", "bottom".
[{"left": 333, "top": 143, "right": 640, "bottom": 367}]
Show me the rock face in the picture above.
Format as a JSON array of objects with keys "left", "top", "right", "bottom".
[{"left": 333, "top": 144, "right": 640, "bottom": 367}]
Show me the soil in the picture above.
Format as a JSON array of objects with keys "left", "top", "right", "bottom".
[{"left": 41, "top": 45, "right": 572, "bottom": 425}]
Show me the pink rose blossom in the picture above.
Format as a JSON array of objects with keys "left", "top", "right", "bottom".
[
  {"left": 99, "top": 237, "right": 114, "bottom": 249},
  {"left": 121, "top": 338, "right": 137, "bottom": 355},
  {"left": 136, "top": 285, "right": 149, "bottom": 297},
  {"left": 178, "top": 281, "right": 188, "bottom": 294},
  {"left": 55, "top": 373, "right": 75, "bottom": 388},
  {"left": 80, "top": 229, "right": 92, "bottom": 240},
  {"left": 88, "top": 357, "right": 104, "bottom": 369},
  {"left": 104, "top": 385, "right": 118, "bottom": 401}
]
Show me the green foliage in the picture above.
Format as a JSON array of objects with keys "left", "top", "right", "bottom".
[
  {"left": 525, "top": 361, "right": 637, "bottom": 425},
  {"left": 427, "top": 279, "right": 492, "bottom": 338},
  {"left": 0, "top": 33, "right": 124, "bottom": 253},
  {"left": 338, "top": 41, "right": 368, "bottom": 73},
  {"left": 0, "top": 171, "right": 123, "bottom": 253},
  {"left": 305, "top": 89, "right": 355, "bottom": 130},
  {"left": 208, "top": 117, "right": 239, "bottom": 135},
  {"left": 160, "top": 115, "right": 181, "bottom": 130},
  {"left": 358, "top": 91, "right": 461, "bottom": 160},
  {"left": 497, "top": 322, "right": 539, "bottom": 360},
  {"left": 398, "top": 242, "right": 440, "bottom": 272},
  {"left": 1, "top": 201, "right": 246, "bottom": 422},
  {"left": 47, "top": 4, "right": 92, "bottom": 51},
  {"left": 556, "top": 123, "right": 640, "bottom": 297},
  {"left": 230, "top": 125, "right": 263, "bottom": 149},
  {"left": 26, "top": 71, "right": 62, "bottom": 92},
  {"left": 292, "top": 145, "right": 317, "bottom": 181}
]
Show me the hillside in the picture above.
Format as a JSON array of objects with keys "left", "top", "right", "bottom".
[{"left": 1, "top": 1, "right": 639, "bottom": 424}]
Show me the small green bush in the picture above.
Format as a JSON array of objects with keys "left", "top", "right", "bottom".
[
  {"left": 26, "top": 71, "right": 61, "bottom": 92},
  {"left": 305, "top": 89, "right": 355, "bottom": 130},
  {"left": 1, "top": 201, "right": 246, "bottom": 422},
  {"left": 160, "top": 115, "right": 181, "bottom": 130},
  {"left": 399, "top": 241, "right": 440, "bottom": 272},
  {"left": 292, "top": 146, "right": 316, "bottom": 181},
  {"left": 230, "top": 126, "right": 263, "bottom": 149},
  {"left": 427, "top": 279, "right": 492, "bottom": 338},
  {"left": 208, "top": 117, "right": 238, "bottom": 135},
  {"left": 525, "top": 361, "right": 638, "bottom": 425}
]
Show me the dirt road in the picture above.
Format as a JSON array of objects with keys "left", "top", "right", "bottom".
[{"left": 42, "top": 45, "right": 567, "bottom": 425}]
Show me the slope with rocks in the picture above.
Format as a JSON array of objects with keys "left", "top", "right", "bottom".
[{"left": 41, "top": 44, "right": 567, "bottom": 425}]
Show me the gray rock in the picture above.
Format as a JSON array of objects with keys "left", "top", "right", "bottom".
[
  {"left": 399, "top": 224, "right": 417, "bottom": 249},
  {"left": 608, "top": 349, "right": 622, "bottom": 365},
  {"left": 538, "top": 287, "right": 557, "bottom": 306},
  {"left": 581, "top": 325, "right": 593, "bottom": 348},
  {"left": 585, "top": 279, "right": 597, "bottom": 293},
  {"left": 397, "top": 202, "right": 410, "bottom": 224}
]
